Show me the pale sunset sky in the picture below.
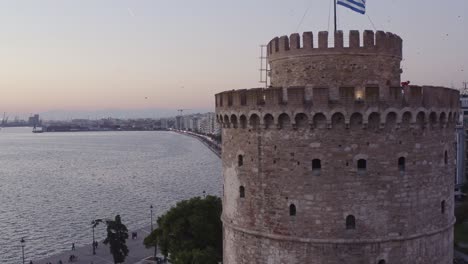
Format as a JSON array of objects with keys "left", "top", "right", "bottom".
[{"left": 0, "top": 0, "right": 467, "bottom": 118}]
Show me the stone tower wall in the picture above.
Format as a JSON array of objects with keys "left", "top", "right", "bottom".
[
  {"left": 268, "top": 30, "right": 402, "bottom": 92},
  {"left": 216, "top": 31, "right": 458, "bottom": 264}
]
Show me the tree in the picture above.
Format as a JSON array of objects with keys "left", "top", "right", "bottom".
[
  {"left": 143, "top": 227, "right": 159, "bottom": 260},
  {"left": 144, "top": 195, "right": 222, "bottom": 264},
  {"left": 103, "top": 215, "right": 129, "bottom": 264}
]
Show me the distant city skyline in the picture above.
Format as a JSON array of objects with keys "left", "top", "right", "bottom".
[
  {"left": 2, "top": 107, "right": 212, "bottom": 121},
  {"left": 0, "top": 0, "right": 467, "bottom": 117}
]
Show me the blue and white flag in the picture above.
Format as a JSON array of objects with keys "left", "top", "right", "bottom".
[{"left": 337, "top": 0, "right": 366, "bottom": 15}]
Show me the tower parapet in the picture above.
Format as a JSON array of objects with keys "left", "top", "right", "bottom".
[
  {"left": 215, "top": 85, "right": 459, "bottom": 132},
  {"left": 268, "top": 30, "right": 402, "bottom": 60},
  {"left": 267, "top": 30, "right": 403, "bottom": 89},
  {"left": 216, "top": 86, "right": 459, "bottom": 111}
]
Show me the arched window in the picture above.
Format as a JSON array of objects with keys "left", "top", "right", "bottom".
[
  {"left": 278, "top": 113, "right": 291, "bottom": 129},
  {"left": 378, "top": 260, "right": 386, "bottom": 264},
  {"left": 239, "top": 186, "right": 245, "bottom": 198},
  {"left": 312, "top": 159, "right": 321, "bottom": 175},
  {"left": 289, "top": 204, "right": 296, "bottom": 216},
  {"left": 230, "top": 115, "right": 238, "bottom": 129},
  {"left": 295, "top": 113, "right": 308, "bottom": 129},
  {"left": 264, "top": 114, "right": 274, "bottom": 129},
  {"left": 249, "top": 114, "right": 260, "bottom": 130},
  {"left": 239, "top": 115, "right": 247, "bottom": 129},
  {"left": 441, "top": 200, "right": 446, "bottom": 214},
  {"left": 357, "top": 159, "right": 367, "bottom": 172},
  {"left": 444, "top": 151, "right": 448, "bottom": 165},
  {"left": 346, "top": 215, "right": 356, "bottom": 229},
  {"left": 238, "top": 155, "right": 243, "bottom": 167},
  {"left": 398, "top": 157, "right": 405, "bottom": 172}
]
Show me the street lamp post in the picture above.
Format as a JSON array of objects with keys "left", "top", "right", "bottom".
[
  {"left": 150, "top": 205, "right": 153, "bottom": 232},
  {"left": 91, "top": 219, "right": 102, "bottom": 255},
  {"left": 150, "top": 205, "right": 157, "bottom": 260},
  {"left": 92, "top": 225, "right": 96, "bottom": 255},
  {"left": 20, "top": 237, "right": 25, "bottom": 264}
]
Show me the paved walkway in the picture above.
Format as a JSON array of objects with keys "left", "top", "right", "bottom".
[
  {"left": 33, "top": 226, "right": 158, "bottom": 264},
  {"left": 172, "top": 130, "right": 221, "bottom": 158}
]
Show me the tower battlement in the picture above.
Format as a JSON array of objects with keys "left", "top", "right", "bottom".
[
  {"left": 216, "top": 85, "right": 459, "bottom": 111},
  {"left": 266, "top": 30, "right": 403, "bottom": 88},
  {"left": 268, "top": 30, "right": 402, "bottom": 61}
]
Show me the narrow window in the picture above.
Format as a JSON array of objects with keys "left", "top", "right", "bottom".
[
  {"left": 289, "top": 204, "right": 296, "bottom": 216},
  {"left": 398, "top": 157, "right": 405, "bottom": 172},
  {"left": 346, "top": 215, "right": 356, "bottom": 229},
  {"left": 378, "top": 260, "right": 386, "bottom": 264},
  {"left": 239, "top": 186, "right": 245, "bottom": 198},
  {"left": 312, "top": 159, "right": 321, "bottom": 175},
  {"left": 441, "top": 200, "right": 445, "bottom": 214},
  {"left": 444, "top": 151, "right": 448, "bottom": 165},
  {"left": 238, "top": 155, "right": 243, "bottom": 167},
  {"left": 357, "top": 159, "right": 367, "bottom": 172}
]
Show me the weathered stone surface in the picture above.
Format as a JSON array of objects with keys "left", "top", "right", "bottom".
[{"left": 216, "top": 30, "right": 458, "bottom": 264}]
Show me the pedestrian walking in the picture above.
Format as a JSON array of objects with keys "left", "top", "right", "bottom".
[{"left": 71, "top": 243, "right": 75, "bottom": 251}]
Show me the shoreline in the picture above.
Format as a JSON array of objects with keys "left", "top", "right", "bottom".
[
  {"left": 172, "top": 130, "right": 221, "bottom": 158},
  {"left": 26, "top": 131, "right": 219, "bottom": 264}
]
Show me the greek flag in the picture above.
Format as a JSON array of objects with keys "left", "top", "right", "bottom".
[{"left": 337, "top": 0, "right": 366, "bottom": 14}]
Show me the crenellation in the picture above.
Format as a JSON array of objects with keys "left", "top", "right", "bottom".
[
  {"left": 216, "top": 86, "right": 458, "bottom": 111},
  {"left": 279, "top": 35, "right": 290, "bottom": 52},
  {"left": 287, "top": 87, "right": 306, "bottom": 106},
  {"left": 290, "top": 33, "right": 300, "bottom": 49},
  {"left": 334, "top": 30, "right": 344, "bottom": 48},
  {"left": 312, "top": 87, "right": 330, "bottom": 109},
  {"left": 264, "top": 87, "right": 283, "bottom": 106},
  {"left": 246, "top": 88, "right": 264, "bottom": 106},
  {"left": 268, "top": 30, "right": 403, "bottom": 88},
  {"left": 363, "top": 30, "right": 375, "bottom": 48},
  {"left": 267, "top": 30, "right": 403, "bottom": 61},
  {"left": 237, "top": 89, "right": 248, "bottom": 106},
  {"left": 273, "top": 37, "right": 279, "bottom": 53},
  {"left": 375, "top": 31, "right": 387, "bottom": 50},
  {"left": 318, "top": 31, "right": 328, "bottom": 48},
  {"left": 349, "top": 30, "right": 360, "bottom": 48},
  {"left": 303, "top": 32, "right": 313, "bottom": 49},
  {"left": 396, "top": 35, "right": 403, "bottom": 57},
  {"left": 406, "top": 86, "right": 423, "bottom": 107},
  {"left": 389, "top": 87, "right": 403, "bottom": 102}
]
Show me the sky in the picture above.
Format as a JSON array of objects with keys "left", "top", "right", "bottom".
[{"left": 0, "top": 0, "right": 466, "bottom": 119}]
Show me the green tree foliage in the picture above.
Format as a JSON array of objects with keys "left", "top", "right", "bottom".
[
  {"left": 103, "top": 215, "right": 129, "bottom": 264},
  {"left": 144, "top": 195, "right": 222, "bottom": 264},
  {"left": 456, "top": 200, "right": 468, "bottom": 224}
]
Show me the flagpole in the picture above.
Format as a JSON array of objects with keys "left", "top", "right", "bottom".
[{"left": 334, "top": 0, "right": 337, "bottom": 33}]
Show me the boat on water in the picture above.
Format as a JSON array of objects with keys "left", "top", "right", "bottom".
[{"left": 32, "top": 126, "right": 44, "bottom": 133}]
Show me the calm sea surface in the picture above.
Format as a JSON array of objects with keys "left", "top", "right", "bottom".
[{"left": 0, "top": 127, "right": 222, "bottom": 263}]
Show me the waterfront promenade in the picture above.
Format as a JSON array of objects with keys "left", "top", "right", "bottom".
[
  {"left": 33, "top": 226, "right": 156, "bottom": 264},
  {"left": 172, "top": 130, "right": 221, "bottom": 158}
]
